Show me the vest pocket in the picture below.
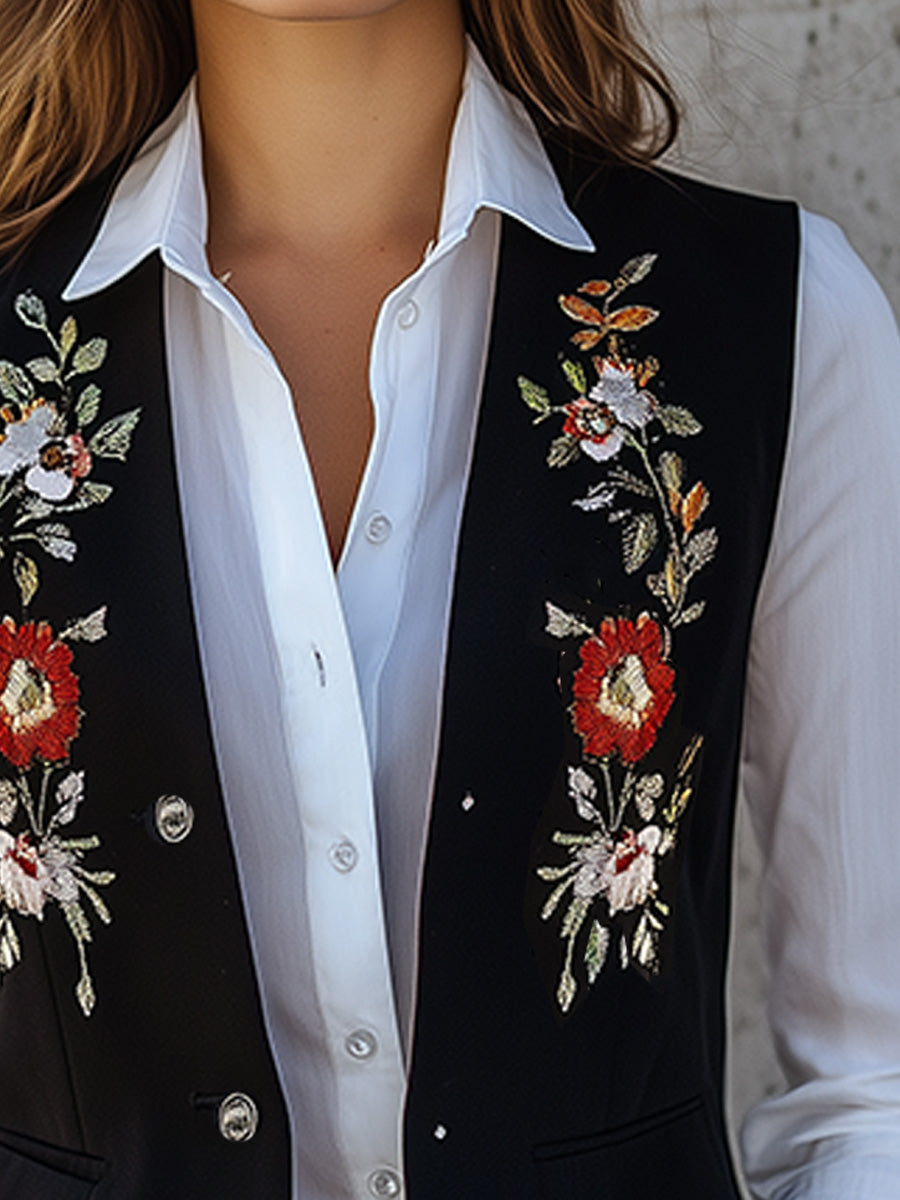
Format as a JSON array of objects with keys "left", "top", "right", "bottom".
[
  {"left": 0, "top": 1125, "right": 105, "bottom": 1198},
  {"left": 533, "top": 1094, "right": 739, "bottom": 1200}
]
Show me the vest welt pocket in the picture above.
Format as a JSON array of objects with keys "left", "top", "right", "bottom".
[
  {"left": 533, "top": 1095, "right": 739, "bottom": 1200},
  {"left": 0, "top": 1125, "right": 106, "bottom": 1198}
]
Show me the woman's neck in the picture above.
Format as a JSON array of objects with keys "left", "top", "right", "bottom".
[{"left": 190, "top": 0, "right": 466, "bottom": 258}]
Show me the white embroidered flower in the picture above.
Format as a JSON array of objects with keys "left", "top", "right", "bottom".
[
  {"left": 0, "top": 405, "right": 55, "bottom": 478},
  {"left": 573, "top": 833, "right": 614, "bottom": 900},
  {"left": 568, "top": 765, "right": 603, "bottom": 823},
  {"left": 588, "top": 361, "right": 655, "bottom": 431},
  {"left": 39, "top": 840, "right": 79, "bottom": 905},
  {"left": 24, "top": 432, "right": 92, "bottom": 501},
  {"left": 604, "top": 825, "right": 662, "bottom": 916},
  {"left": 0, "top": 830, "right": 48, "bottom": 918}
]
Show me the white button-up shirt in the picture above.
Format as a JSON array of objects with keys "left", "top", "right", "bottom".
[{"left": 63, "top": 40, "right": 900, "bottom": 1200}]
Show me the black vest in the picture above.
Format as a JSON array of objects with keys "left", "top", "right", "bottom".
[{"left": 0, "top": 157, "right": 797, "bottom": 1198}]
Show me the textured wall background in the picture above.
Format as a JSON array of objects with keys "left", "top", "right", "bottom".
[{"left": 638, "top": 1, "right": 900, "bottom": 1193}]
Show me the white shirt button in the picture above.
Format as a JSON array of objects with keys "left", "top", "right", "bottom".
[
  {"left": 328, "top": 839, "right": 359, "bottom": 873},
  {"left": 217, "top": 1093, "right": 259, "bottom": 1142},
  {"left": 344, "top": 1028, "right": 378, "bottom": 1061},
  {"left": 367, "top": 1168, "right": 402, "bottom": 1197},
  {"left": 397, "top": 299, "right": 419, "bottom": 329},
  {"left": 364, "top": 513, "right": 393, "bottom": 545}
]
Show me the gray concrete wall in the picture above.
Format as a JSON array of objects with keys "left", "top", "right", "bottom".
[{"left": 639, "top": 2, "right": 900, "bottom": 1193}]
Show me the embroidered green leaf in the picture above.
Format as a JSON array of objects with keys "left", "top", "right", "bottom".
[
  {"left": 677, "top": 733, "right": 703, "bottom": 778},
  {"left": 551, "top": 830, "right": 593, "bottom": 846},
  {"left": 58, "top": 836, "right": 100, "bottom": 852},
  {"left": 88, "top": 408, "right": 140, "bottom": 461},
  {"left": 683, "top": 527, "right": 718, "bottom": 576},
  {"left": 14, "top": 292, "right": 47, "bottom": 330},
  {"left": 545, "top": 602, "right": 593, "bottom": 639},
  {"left": 572, "top": 482, "right": 617, "bottom": 512},
  {"left": 633, "top": 913, "right": 658, "bottom": 970},
  {"left": 59, "top": 315, "right": 78, "bottom": 360},
  {"left": 26, "top": 356, "right": 58, "bottom": 384},
  {"left": 77, "top": 880, "right": 112, "bottom": 925},
  {"left": 557, "top": 965, "right": 577, "bottom": 1013},
  {"left": 561, "top": 358, "right": 587, "bottom": 395},
  {"left": 658, "top": 450, "right": 683, "bottom": 497},
  {"left": 585, "top": 920, "right": 610, "bottom": 984},
  {"left": 77, "top": 869, "right": 116, "bottom": 886},
  {"left": 12, "top": 551, "right": 39, "bottom": 608},
  {"left": 678, "top": 601, "right": 706, "bottom": 625},
  {"left": 32, "top": 523, "right": 77, "bottom": 562},
  {"left": 76, "top": 384, "right": 102, "bottom": 427},
  {"left": 540, "top": 875, "right": 576, "bottom": 921},
  {"left": 615, "top": 253, "right": 657, "bottom": 288},
  {"left": 76, "top": 971, "right": 96, "bottom": 1018},
  {"left": 62, "top": 481, "right": 114, "bottom": 512},
  {"left": 657, "top": 405, "right": 703, "bottom": 437},
  {"left": 608, "top": 466, "right": 653, "bottom": 498},
  {"left": 663, "top": 549, "right": 685, "bottom": 608},
  {"left": 517, "top": 375, "right": 550, "bottom": 416},
  {"left": 561, "top": 896, "right": 589, "bottom": 940},
  {"left": 0, "top": 360, "right": 35, "bottom": 402},
  {"left": 0, "top": 780, "right": 17, "bottom": 825},
  {"left": 0, "top": 915, "right": 21, "bottom": 973},
  {"left": 536, "top": 865, "right": 576, "bottom": 882},
  {"left": 14, "top": 496, "right": 54, "bottom": 526},
  {"left": 63, "top": 900, "right": 92, "bottom": 944},
  {"left": 547, "top": 434, "right": 580, "bottom": 469},
  {"left": 60, "top": 607, "right": 107, "bottom": 643},
  {"left": 622, "top": 511, "right": 658, "bottom": 574},
  {"left": 71, "top": 338, "right": 108, "bottom": 376}
]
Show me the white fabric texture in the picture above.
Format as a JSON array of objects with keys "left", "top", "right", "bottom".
[{"left": 63, "top": 43, "right": 900, "bottom": 1200}]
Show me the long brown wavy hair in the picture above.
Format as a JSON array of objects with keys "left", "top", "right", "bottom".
[{"left": 0, "top": 0, "right": 678, "bottom": 257}]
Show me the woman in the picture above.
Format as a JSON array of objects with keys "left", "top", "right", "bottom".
[{"left": 0, "top": 1, "right": 898, "bottom": 1197}]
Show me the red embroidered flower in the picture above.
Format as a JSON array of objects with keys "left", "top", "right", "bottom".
[
  {"left": 0, "top": 619, "right": 80, "bottom": 769},
  {"left": 571, "top": 614, "right": 674, "bottom": 764}
]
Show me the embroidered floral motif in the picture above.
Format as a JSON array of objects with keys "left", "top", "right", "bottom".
[
  {"left": 570, "top": 614, "right": 674, "bottom": 765},
  {"left": 0, "top": 291, "right": 141, "bottom": 1016},
  {"left": 518, "top": 253, "right": 716, "bottom": 627},
  {"left": 521, "top": 254, "right": 714, "bottom": 1013}
]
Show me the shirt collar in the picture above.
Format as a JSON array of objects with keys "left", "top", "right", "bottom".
[{"left": 63, "top": 38, "right": 593, "bottom": 303}]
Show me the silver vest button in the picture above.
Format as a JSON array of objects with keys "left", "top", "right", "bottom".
[
  {"left": 218, "top": 1092, "right": 259, "bottom": 1143},
  {"left": 367, "top": 1168, "right": 402, "bottom": 1197},
  {"left": 154, "top": 795, "right": 194, "bottom": 844}
]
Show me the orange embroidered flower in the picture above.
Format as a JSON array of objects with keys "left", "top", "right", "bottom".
[
  {"left": 0, "top": 619, "right": 80, "bottom": 769},
  {"left": 571, "top": 614, "right": 674, "bottom": 764}
]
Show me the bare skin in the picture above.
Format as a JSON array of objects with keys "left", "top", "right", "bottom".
[{"left": 190, "top": 0, "right": 465, "bottom": 561}]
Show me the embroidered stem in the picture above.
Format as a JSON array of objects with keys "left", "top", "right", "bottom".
[
  {"left": 36, "top": 763, "right": 51, "bottom": 835},
  {"left": 614, "top": 769, "right": 636, "bottom": 832},
  {"left": 16, "top": 777, "right": 38, "bottom": 838},
  {"left": 600, "top": 759, "right": 616, "bottom": 829},
  {"left": 625, "top": 432, "right": 686, "bottom": 621}
]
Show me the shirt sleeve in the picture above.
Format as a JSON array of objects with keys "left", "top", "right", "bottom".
[{"left": 738, "top": 210, "right": 900, "bottom": 1199}]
